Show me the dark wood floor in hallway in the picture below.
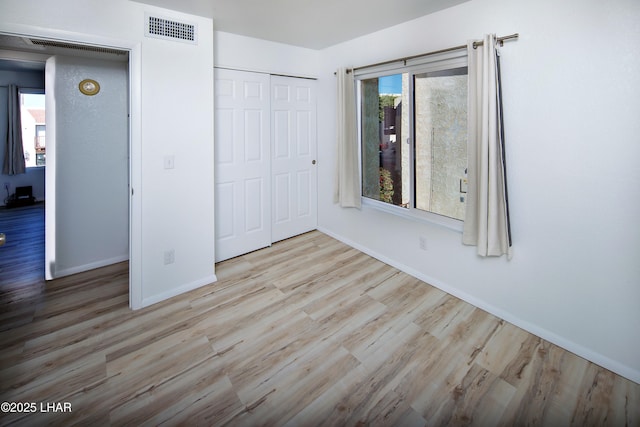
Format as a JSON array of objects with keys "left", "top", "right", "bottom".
[
  {"left": 0, "top": 203, "right": 45, "bottom": 302},
  {"left": 0, "top": 228, "right": 638, "bottom": 425}
]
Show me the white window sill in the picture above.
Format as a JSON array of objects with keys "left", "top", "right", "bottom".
[{"left": 361, "top": 197, "right": 463, "bottom": 233}]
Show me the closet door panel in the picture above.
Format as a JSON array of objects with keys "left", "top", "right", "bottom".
[
  {"left": 214, "top": 69, "right": 271, "bottom": 262},
  {"left": 271, "top": 76, "right": 317, "bottom": 242}
]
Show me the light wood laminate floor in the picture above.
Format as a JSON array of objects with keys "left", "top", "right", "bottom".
[{"left": 0, "top": 231, "right": 638, "bottom": 426}]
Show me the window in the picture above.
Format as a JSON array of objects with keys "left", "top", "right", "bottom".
[
  {"left": 20, "top": 92, "right": 46, "bottom": 167},
  {"left": 357, "top": 50, "right": 468, "bottom": 224}
]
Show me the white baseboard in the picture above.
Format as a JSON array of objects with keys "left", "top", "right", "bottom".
[
  {"left": 140, "top": 274, "right": 218, "bottom": 308},
  {"left": 54, "top": 254, "right": 129, "bottom": 279},
  {"left": 317, "top": 226, "right": 640, "bottom": 385}
]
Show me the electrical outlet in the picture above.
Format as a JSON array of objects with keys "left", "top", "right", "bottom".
[
  {"left": 164, "top": 249, "right": 175, "bottom": 265},
  {"left": 419, "top": 236, "right": 427, "bottom": 251}
]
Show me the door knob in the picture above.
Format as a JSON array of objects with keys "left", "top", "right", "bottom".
[{"left": 312, "top": 160, "right": 316, "bottom": 165}]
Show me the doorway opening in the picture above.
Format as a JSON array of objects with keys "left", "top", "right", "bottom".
[{"left": 0, "top": 34, "right": 131, "bottom": 304}]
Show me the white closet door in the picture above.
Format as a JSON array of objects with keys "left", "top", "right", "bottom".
[
  {"left": 214, "top": 69, "right": 271, "bottom": 262},
  {"left": 271, "top": 76, "right": 318, "bottom": 242}
]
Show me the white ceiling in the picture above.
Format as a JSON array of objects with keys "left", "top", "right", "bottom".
[{"left": 132, "top": 0, "right": 469, "bottom": 50}]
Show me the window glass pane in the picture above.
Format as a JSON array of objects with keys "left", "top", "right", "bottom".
[
  {"left": 361, "top": 73, "right": 409, "bottom": 207},
  {"left": 414, "top": 67, "right": 467, "bottom": 220},
  {"left": 20, "top": 93, "right": 46, "bottom": 167}
]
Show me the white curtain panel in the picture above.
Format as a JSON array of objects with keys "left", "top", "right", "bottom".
[
  {"left": 334, "top": 68, "right": 361, "bottom": 208},
  {"left": 3, "top": 84, "right": 26, "bottom": 175},
  {"left": 463, "top": 35, "right": 512, "bottom": 258}
]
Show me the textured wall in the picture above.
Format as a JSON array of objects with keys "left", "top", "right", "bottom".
[
  {"left": 47, "top": 55, "right": 129, "bottom": 277},
  {"left": 414, "top": 74, "right": 467, "bottom": 220},
  {"left": 361, "top": 78, "right": 380, "bottom": 201}
]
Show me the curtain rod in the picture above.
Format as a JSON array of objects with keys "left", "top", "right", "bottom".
[{"left": 338, "top": 33, "right": 519, "bottom": 75}]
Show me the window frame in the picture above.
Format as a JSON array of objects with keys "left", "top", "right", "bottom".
[{"left": 355, "top": 48, "right": 468, "bottom": 232}]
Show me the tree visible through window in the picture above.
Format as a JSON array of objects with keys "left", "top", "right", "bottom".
[
  {"left": 20, "top": 92, "right": 46, "bottom": 167},
  {"left": 359, "top": 61, "right": 468, "bottom": 221}
]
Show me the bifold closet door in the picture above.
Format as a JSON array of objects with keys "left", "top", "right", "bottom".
[
  {"left": 214, "top": 70, "right": 317, "bottom": 262},
  {"left": 214, "top": 69, "right": 271, "bottom": 262},
  {"left": 271, "top": 76, "right": 318, "bottom": 242}
]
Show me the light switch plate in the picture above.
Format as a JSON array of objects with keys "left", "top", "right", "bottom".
[{"left": 164, "top": 155, "right": 175, "bottom": 169}]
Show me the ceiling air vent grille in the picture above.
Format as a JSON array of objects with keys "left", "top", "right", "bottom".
[
  {"left": 146, "top": 15, "right": 197, "bottom": 44},
  {"left": 28, "top": 39, "right": 127, "bottom": 56}
]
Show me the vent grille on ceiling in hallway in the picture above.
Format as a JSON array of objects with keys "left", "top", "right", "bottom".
[
  {"left": 28, "top": 39, "right": 127, "bottom": 56},
  {"left": 146, "top": 15, "right": 197, "bottom": 44}
]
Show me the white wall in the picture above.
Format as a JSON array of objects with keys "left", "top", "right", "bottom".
[
  {"left": 0, "top": 0, "right": 215, "bottom": 308},
  {"left": 46, "top": 55, "right": 128, "bottom": 278},
  {"left": 317, "top": 0, "right": 640, "bottom": 383},
  {"left": 215, "top": 31, "right": 320, "bottom": 78},
  {"left": 0, "top": 68, "right": 45, "bottom": 205}
]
